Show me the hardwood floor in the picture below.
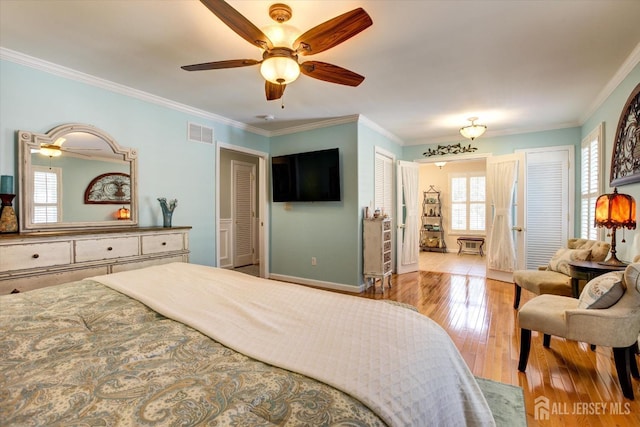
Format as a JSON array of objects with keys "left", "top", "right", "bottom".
[{"left": 354, "top": 252, "right": 640, "bottom": 426}]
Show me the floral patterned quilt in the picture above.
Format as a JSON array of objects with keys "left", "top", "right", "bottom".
[{"left": 0, "top": 280, "right": 385, "bottom": 426}]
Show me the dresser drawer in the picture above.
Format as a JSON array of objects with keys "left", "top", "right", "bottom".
[
  {"left": 1, "top": 265, "right": 109, "bottom": 295},
  {"left": 75, "top": 236, "right": 139, "bottom": 262},
  {"left": 0, "top": 241, "right": 72, "bottom": 272},
  {"left": 141, "top": 233, "right": 184, "bottom": 254}
]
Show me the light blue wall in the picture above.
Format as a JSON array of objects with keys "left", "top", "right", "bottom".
[
  {"left": 0, "top": 59, "right": 268, "bottom": 266},
  {"left": 402, "top": 127, "right": 581, "bottom": 161},
  {"left": 582, "top": 63, "right": 640, "bottom": 261},
  {"left": 403, "top": 126, "right": 583, "bottom": 235},
  {"left": 2, "top": 55, "right": 638, "bottom": 285},
  {"left": 357, "top": 122, "right": 403, "bottom": 281},
  {"left": 269, "top": 123, "right": 361, "bottom": 286}
]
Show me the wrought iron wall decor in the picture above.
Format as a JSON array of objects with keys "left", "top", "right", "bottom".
[
  {"left": 423, "top": 143, "right": 477, "bottom": 157},
  {"left": 84, "top": 172, "right": 131, "bottom": 204},
  {"left": 610, "top": 82, "right": 640, "bottom": 187}
]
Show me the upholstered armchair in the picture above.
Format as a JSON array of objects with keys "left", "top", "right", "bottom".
[
  {"left": 512, "top": 238, "right": 610, "bottom": 309},
  {"left": 517, "top": 260, "right": 640, "bottom": 399}
]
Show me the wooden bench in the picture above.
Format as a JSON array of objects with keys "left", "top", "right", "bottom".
[{"left": 457, "top": 237, "right": 485, "bottom": 256}]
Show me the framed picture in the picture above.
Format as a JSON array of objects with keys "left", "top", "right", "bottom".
[
  {"left": 610, "top": 83, "right": 640, "bottom": 187},
  {"left": 84, "top": 172, "right": 131, "bottom": 204}
]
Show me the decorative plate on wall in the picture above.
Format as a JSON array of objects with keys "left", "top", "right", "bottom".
[
  {"left": 84, "top": 172, "right": 131, "bottom": 204},
  {"left": 610, "top": 83, "right": 640, "bottom": 187}
]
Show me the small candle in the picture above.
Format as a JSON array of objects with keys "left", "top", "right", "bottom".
[{"left": 0, "top": 175, "right": 13, "bottom": 194}]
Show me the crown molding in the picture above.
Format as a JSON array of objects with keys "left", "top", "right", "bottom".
[
  {"left": 580, "top": 41, "right": 640, "bottom": 124},
  {"left": 0, "top": 48, "right": 269, "bottom": 137},
  {"left": 267, "top": 115, "right": 361, "bottom": 137},
  {"left": 358, "top": 115, "right": 405, "bottom": 145},
  {"left": 1, "top": 48, "right": 405, "bottom": 143}
]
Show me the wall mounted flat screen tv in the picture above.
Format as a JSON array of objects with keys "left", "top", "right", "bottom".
[{"left": 271, "top": 148, "right": 341, "bottom": 202}]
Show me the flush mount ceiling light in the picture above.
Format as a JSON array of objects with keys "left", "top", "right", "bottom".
[
  {"left": 434, "top": 162, "right": 447, "bottom": 169},
  {"left": 459, "top": 117, "right": 487, "bottom": 141}
]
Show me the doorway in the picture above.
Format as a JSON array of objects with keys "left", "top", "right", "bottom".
[
  {"left": 217, "top": 144, "right": 269, "bottom": 278},
  {"left": 417, "top": 145, "right": 573, "bottom": 281}
]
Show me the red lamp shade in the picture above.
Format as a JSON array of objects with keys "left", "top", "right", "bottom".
[
  {"left": 594, "top": 188, "right": 636, "bottom": 266},
  {"left": 117, "top": 206, "right": 130, "bottom": 220}
]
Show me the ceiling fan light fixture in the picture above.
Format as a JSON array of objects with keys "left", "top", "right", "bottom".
[
  {"left": 39, "top": 145, "right": 62, "bottom": 157},
  {"left": 459, "top": 117, "right": 487, "bottom": 140},
  {"left": 263, "top": 23, "right": 300, "bottom": 47},
  {"left": 260, "top": 56, "right": 300, "bottom": 85}
]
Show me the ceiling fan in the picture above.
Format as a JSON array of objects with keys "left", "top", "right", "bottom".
[
  {"left": 181, "top": 0, "right": 373, "bottom": 101},
  {"left": 38, "top": 138, "right": 102, "bottom": 158}
]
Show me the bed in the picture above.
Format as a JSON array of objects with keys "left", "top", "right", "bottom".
[{"left": 1, "top": 263, "right": 495, "bottom": 426}]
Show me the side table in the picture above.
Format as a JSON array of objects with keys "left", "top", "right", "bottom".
[
  {"left": 568, "top": 260, "right": 626, "bottom": 298},
  {"left": 457, "top": 236, "right": 485, "bottom": 256}
]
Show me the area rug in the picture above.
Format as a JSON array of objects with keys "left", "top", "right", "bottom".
[{"left": 475, "top": 377, "right": 527, "bottom": 427}]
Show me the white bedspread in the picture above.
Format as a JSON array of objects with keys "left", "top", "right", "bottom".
[{"left": 91, "top": 263, "right": 495, "bottom": 426}]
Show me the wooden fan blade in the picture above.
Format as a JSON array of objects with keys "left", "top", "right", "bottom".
[
  {"left": 200, "top": 0, "right": 272, "bottom": 50},
  {"left": 181, "top": 59, "right": 260, "bottom": 71},
  {"left": 265, "top": 81, "right": 286, "bottom": 100},
  {"left": 294, "top": 8, "right": 372, "bottom": 56},
  {"left": 300, "top": 61, "right": 365, "bottom": 87}
]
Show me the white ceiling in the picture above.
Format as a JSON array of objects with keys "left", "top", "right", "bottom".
[{"left": 2, "top": 0, "right": 639, "bottom": 145}]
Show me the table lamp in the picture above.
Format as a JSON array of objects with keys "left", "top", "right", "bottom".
[{"left": 594, "top": 188, "right": 636, "bottom": 266}]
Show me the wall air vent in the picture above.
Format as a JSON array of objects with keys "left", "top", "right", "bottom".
[{"left": 188, "top": 122, "right": 214, "bottom": 144}]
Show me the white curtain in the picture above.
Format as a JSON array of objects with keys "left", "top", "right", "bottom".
[
  {"left": 487, "top": 160, "right": 517, "bottom": 272},
  {"left": 401, "top": 164, "right": 419, "bottom": 265}
]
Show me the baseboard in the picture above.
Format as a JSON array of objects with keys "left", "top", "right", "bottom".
[{"left": 269, "top": 273, "right": 364, "bottom": 293}]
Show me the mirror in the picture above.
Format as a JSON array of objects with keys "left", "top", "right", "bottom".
[{"left": 18, "top": 123, "right": 138, "bottom": 232}]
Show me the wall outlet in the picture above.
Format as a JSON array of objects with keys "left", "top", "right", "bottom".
[{"left": 311, "top": 257, "right": 317, "bottom": 266}]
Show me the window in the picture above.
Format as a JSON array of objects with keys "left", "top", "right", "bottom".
[
  {"left": 580, "top": 124, "right": 603, "bottom": 240},
  {"left": 450, "top": 174, "right": 485, "bottom": 233},
  {"left": 32, "top": 166, "right": 61, "bottom": 223}
]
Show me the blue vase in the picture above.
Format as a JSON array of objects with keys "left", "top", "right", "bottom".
[
  {"left": 158, "top": 198, "right": 177, "bottom": 228},
  {"left": 162, "top": 210, "right": 173, "bottom": 228}
]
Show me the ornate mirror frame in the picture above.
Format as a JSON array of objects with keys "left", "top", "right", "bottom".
[
  {"left": 610, "top": 82, "right": 640, "bottom": 187},
  {"left": 18, "top": 123, "right": 138, "bottom": 232}
]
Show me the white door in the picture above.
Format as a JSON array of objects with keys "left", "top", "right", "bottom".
[
  {"left": 396, "top": 161, "right": 420, "bottom": 274},
  {"left": 521, "top": 147, "right": 572, "bottom": 269},
  {"left": 232, "top": 161, "right": 255, "bottom": 267},
  {"left": 486, "top": 153, "right": 525, "bottom": 282}
]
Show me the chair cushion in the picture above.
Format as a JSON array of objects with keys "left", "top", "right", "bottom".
[
  {"left": 547, "top": 248, "right": 591, "bottom": 275},
  {"left": 513, "top": 269, "right": 573, "bottom": 296},
  {"left": 577, "top": 271, "right": 625, "bottom": 309},
  {"left": 518, "top": 294, "right": 579, "bottom": 336}
]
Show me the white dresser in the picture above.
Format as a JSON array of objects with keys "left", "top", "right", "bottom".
[
  {"left": 363, "top": 218, "right": 392, "bottom": 291},
  {"left": 0, "top": 226, "right": 190, "bottom": 294}
]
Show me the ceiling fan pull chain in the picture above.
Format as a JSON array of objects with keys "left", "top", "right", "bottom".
[{"left": 280, "top": 81, "right": 285, "bottom": 109}]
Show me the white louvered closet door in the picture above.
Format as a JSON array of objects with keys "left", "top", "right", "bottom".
[
  {"left": 375, "top": 149, "right": 395, "bottom": 271},
  {"left": 524, "top": 149, "right": 571, "bottom": 269},
  {"left": 232, "top": 161, "right": 255, "bottom": 267}
]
